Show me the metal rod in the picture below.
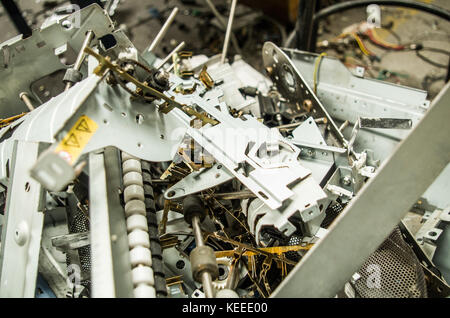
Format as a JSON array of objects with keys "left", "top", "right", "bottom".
[
  {"left": 201, "top": 271, "right": 215, "bottom": 298},
  {"left": 192, "top": 215, "right": 215, "bottom": 298},
  {"left": 147, "top": 7, "right": 179, "bottom": 53},
  {"left": 156, "top": 41, "right": 185, "bottom": 70},
  {"left": 74, "top": 30, "right": 95, "bottom": 71},
  {"left": 225, "top": 261, "right": 239, "bottom": 290},
  {"left": 221, "top": 0, "right": 238, "bottom": 64},
  {"left": 276, "top": 122, "right": 302, "bottom": 131},
  {"left": 65, "top": 30, "right": 94, "bottom": 91},
  {"left": 205, "top": 0, "right": 242, "bottom": 56},
  {"left": 192, "top": 216, "right": 204, "bottom": 247},
  {"left": 208, "top": 190, "right": 256, "bottom": 200},
  {"left": 339, "top": 120, "right": 349, "bottom": 132},
  {"left": 19, "top": 92, "right": 35, "bottom": 111}
]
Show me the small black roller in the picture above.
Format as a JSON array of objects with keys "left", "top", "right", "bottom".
[{"left": 182, "top": 195, "right": 206, "bottom": 225}]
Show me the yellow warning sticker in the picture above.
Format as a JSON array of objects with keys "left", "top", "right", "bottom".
[{"left": 54, "top": 115, "right": 98, "bottom": 165}]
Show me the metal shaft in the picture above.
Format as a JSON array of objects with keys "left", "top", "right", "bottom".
[
  {"left": 74, "top": 30, "right": 95, "bottom": 71},
  {"left": 201, "top": 271, "right": 215, "bottom": 298},
  {"left": 65, "top": 30, "right": 94, "bottom": 91},
  {"left": 210, "top": 190, "right": 256, "bottom": 200},
  {"left": 192, "top": 215, "right": 215, "bottom": 298},
  {"left": 205, "top": 0, "right": 242, "bottom": 56},
  {"left": 147, "top": 7, "right": 179, "bottom": 53},
  {"left": 156, "top": 41, "right": 185, "bottom": 70},
  {"left": 19, "top": 92, "right": 35, "bottom": 111},
  {"left": 192, "top": 216, "right": 204, "bottom": 247},
  {"left": 225, "top": 261, "right": 238, "bottom": 290},
  {"left": 221, "top": 0, "right": 238, "bottom": 64}
]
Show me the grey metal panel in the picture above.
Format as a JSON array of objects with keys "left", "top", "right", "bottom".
[
  {"left": 0, "top": 4, "right": 114, "bottom": 117},
  {"left": 271, "top": 82, "right": 450, "bottom": 298},
  {"left": 0, "top": 141, "right": 45, "bottom": 297},
  {"left": 102, "top": 147, "right": 134, "bottom": 298},
  {"left": 89, "top": 149, "right": 134, "bottom": 298},
  {"left": 89, "top": 150, "right": 115, "bottom": 297},
  {"left": 423, "top": 163, "right": 450, "bottom": 209},
  {"left": 0, "top": 75, "right": 188, "bottom": 184},
  {"left": 283, "top": 49, "right": 429, "bottom": 148}
]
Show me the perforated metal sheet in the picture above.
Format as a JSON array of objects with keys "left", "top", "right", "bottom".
[
  {"left": 354, "top": 227, "right": 427, "bottom": 298},
  {"left": 66, "top": 206, "right": 91, "bottom": 291},
  {"left": 286, "top": 234, "right": 302, "bottom": 262}
]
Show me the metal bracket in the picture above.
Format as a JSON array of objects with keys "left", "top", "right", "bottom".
[
  {"left": 262, "top": 42, "right": 346, "bottom": 147},
  {"left": 0, "top": 140, "right": 45, "bottom": 297}
]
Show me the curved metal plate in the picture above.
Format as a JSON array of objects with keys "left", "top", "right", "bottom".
[{"left": 262, "top": 42, "right": 346, "bottom": 147}]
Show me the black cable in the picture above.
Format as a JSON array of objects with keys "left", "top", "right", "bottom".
[
  {"left": 0, "top": 0, "right": 32, "bottom": 38},
  {"left": 412, "top": 46, "right": 450, "bottom": 68},
  {"left": 416, "top": 51, "right": 448, "bottom": 69},
  {"left": 420, "top": 47, "right": 450, "bottom": 56},
  {"left": 422, "top": 74, "right": 446, "bottom": 91}
]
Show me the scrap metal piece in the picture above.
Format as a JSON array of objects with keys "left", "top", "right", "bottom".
[
  {"left": 86, "top": 47, "right": 182, "bottom": 109},
  {"left": 199, "top": 66, "right": 215, "bottom": 90},
  {"left": 0, "top": 4, "right": 114, "bottom": 117},
  {"left": 262, "top": 42, "right": 346, "bottom": 148},
  {"left": 52, "top": 232, "right": 90, "bottom": 251},
  {"left": 165, "top": 164, "right": 234, "bottom": 200},
  {"left": 271, "top": 83, "right": 450, "bottom": 298},
  {"left": 359, "top": 117, "right": 413, "bottom": 130},
  {"left": 0, "top": 141, "right": 45, "bottom": 297},
  {"left": 282, "top": 48, "right": 429, "bottom": 158}
]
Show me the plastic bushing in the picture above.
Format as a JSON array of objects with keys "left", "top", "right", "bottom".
[{"left": 190, "top": 245, "right": 219, "bottom": 283}]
